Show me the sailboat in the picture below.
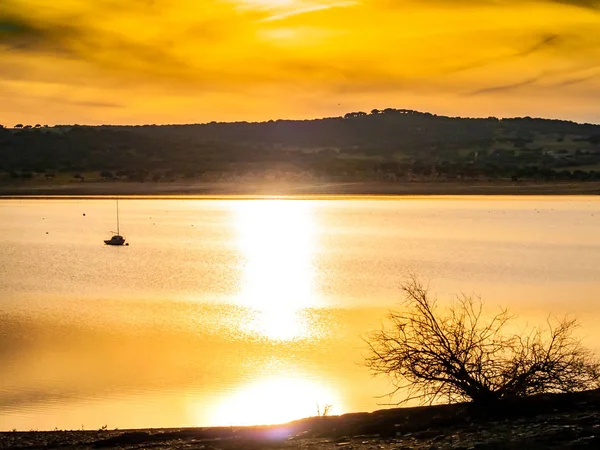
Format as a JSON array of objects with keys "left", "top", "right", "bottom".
[{"left": 104, "top": 198, "right": 126, "bottom": 246}]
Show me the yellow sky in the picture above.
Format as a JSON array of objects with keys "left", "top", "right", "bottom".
[{"left": 1, "top": 0, "right": 599, "bottom": 125}]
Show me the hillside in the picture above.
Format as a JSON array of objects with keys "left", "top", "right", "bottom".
[{"left": 2, "top": 109, "right": 600, "bottom": 185}]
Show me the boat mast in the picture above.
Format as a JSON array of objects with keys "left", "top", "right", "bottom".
[{"left": 116, "top": 198, "right": 120, "bottom": 235}]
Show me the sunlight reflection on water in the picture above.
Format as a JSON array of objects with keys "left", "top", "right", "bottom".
[
  {"left": 235, "top": 200, "right": 319, "bottom": 341},
  {"left": 208, "top": 375, "right": 341, "bottom": 426}
]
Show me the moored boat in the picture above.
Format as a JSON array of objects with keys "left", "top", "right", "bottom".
[{"left": 104, "top": 198, "right": 127, "bottom": 246}]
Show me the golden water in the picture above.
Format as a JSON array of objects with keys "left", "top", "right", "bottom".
[{"left": 1, "top": 196, "right": 599, "bottom": 430}]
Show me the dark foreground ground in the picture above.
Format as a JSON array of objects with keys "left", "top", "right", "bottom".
[
  {"left": 3, "top": 390, "right": 600, "bottom": 450},
  {"left": 2, "top": 181, "right": 600, "bottom": 197}
]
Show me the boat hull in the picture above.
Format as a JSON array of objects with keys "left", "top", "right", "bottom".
[{"left": 104, "top": 235, "right": 126, "bottom": 246}]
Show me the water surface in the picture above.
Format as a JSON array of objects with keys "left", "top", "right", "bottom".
[{"left": 1, "top": 196, "right": 599, "bottom": 430}]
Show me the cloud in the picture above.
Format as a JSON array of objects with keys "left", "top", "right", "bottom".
[
  {"left": 382, "top": 0, "right": 600, "bottom": 9},
  {"left": 0, "top": 15, "right": 76, "bottom": 54},
  {"left": 550, "top": 0, "right": 600, "bottom": 9},
  {"left": 468, "top": 77, "right": 543, "bottom": 96},
  {"left": 257, "top": 1, "right": 357, "bottom": 21},
  {"left": 554, "top": 71, "right": 600, "bottom": 86},
  {"left": 0, "top": 3, "right": 237, "bottom": 84},
  {"left": 466, "top": 59, "right": 600, "bottom": 96},
  {"left": 0, "top": 0, "right": 599, "bottom": 124},
  {"left": 445, "top": 34, "right": 562, "bottom": 75}
]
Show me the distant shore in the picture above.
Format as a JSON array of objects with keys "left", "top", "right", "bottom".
[{"left": 1, "top": 180, "right": 600, "bottom": 197}]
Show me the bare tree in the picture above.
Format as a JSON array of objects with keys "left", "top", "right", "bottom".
[{"left": 365, "top": 276, "right": 600, "bottom": 405}]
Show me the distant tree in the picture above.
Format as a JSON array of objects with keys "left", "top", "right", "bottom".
[
  {"left": 344, "top": 111, "right": 368, "bottom": 119},
  {"left": 24, "top": 125, "right": 32, "bottom": 129},
  {"left": 366, "top": 276, "right": 600, "bottom": 405},
  {"left": 34, "top": 124, "right": 41, "bottom": 128},
  {"left": 14, "top": 124, "right": 23, "bottom": 129},
  {"left": 100, "top": 170, "right": 115, "bottom": 180},
  {"left": 371, "top": 109, "right": 381, "bottom": 115}
]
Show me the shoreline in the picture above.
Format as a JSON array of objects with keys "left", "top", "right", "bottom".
[
  {"left": 2, "top": 390, "right": 600, "bottom": 449},
  {"left": 1, "top": 180, "right": 600, "bottom": 197}
]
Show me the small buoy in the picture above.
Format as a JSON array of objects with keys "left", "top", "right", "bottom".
[
  {"left": 46, "top": 232, "right": 49, "bottom": 234},
  {"left": 125, "top": 243, "right": 129, "bottom": 246},
  {"left": 83, "top": 213, "right": 86, "bottom": 216}
]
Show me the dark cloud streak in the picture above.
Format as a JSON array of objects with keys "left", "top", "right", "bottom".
[
  {"left": 467, "top": 77, "right": 542, "bottom": 96},
  {"left": 550, "top": 0, "right": 600, "bottom": 9},
  {"left": 444, "top": 33, "right": 561, "bottom": 76},
  {"left": 390, "top": 0, "right": 600, "bottom": 10},
  {"left": 0, "top": 9, "right": 211, "bottom": 83},
  {"left": 0, "top": 15, "right": 75, "bottom": 54}
]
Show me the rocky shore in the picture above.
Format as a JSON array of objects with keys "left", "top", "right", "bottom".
[{"left": 2, "top": 390, "right": 600, "bottom": 450}]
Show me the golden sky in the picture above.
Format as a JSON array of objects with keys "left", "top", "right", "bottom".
[{"left": 1, "top": 0, "right": 599, "bottom": 125}]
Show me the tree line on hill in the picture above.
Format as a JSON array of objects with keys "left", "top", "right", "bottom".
[{"left": 1, "top": 108, "right": 600, "bottom": 183}]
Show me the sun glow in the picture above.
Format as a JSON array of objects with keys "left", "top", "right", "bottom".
[
  {"left": 234, "top": 200, "right": 317, "bottom": 341},
  {"left": 209, "top": 375, "right": 340, "bottom": 426}
]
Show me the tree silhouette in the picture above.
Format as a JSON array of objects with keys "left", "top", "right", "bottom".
[{"left": 366, "top": 277, "right": 600, "bottom": 405}]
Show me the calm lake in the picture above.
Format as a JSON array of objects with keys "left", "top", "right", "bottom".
[{"left": 1, "top": 196, "right": 599, "bottom": 431}]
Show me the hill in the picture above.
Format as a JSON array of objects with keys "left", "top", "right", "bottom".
[{"left": 2, "top": 109, "right": 600, "bottom": 185}]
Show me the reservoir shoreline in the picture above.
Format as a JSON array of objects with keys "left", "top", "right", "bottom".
[
  {"left": 2, "top": 389, "right": 600, "bottom": 449},
  {"left": 1, "top": 180, "right": 600, "bottom": 197}
]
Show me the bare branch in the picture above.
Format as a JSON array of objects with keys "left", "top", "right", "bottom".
[{"left": 365, "top": 277, "right": 600, "bottom": 405}]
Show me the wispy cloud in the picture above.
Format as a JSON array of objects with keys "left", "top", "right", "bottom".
[
  {"left": 445, "top": 34, "right": 562, "bottom": 75},
  {"left": 258, "top": 1, "right": 357, "bottom": 21},
  {"left": 550, "top": 0, "right": 600, "bottom": 9},
  {"left": 468, "top": 77, "right": 543, "bottom": 96}
]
